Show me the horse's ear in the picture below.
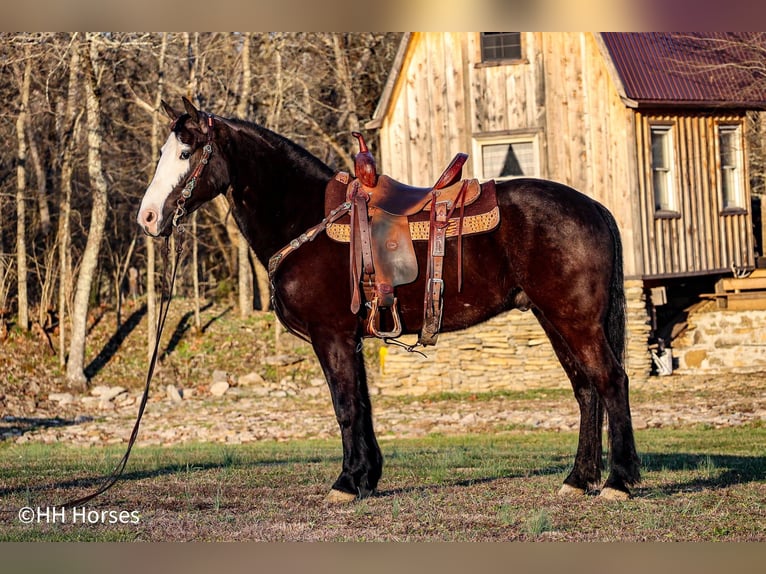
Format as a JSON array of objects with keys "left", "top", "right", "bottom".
[
  {"left": 161, "top": 100, "right": 180, "bottom": 121},
  {"left": 182, "top": 97, "right": 208, "bottom": 134}
]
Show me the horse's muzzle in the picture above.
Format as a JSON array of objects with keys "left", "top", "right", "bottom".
[{"left": 137, "top": 206, "right": 169, "bottom": 237}]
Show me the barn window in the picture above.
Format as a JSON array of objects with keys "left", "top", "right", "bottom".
[
  {"left": 650, "top": 125, "right": 677, "bottom": 214},
  {"left": 480, "top": 32, "right": 522, "bottom": 62},
  {"left": 719, "top": 124, "right": 745, "bottom": 211},
  {"left": 475, "top": 136, "right": 539, "bottom": 180}
]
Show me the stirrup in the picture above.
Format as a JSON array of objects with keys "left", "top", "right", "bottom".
[{"left": 367, "top": 297, "right": 403, "bottom": 338}]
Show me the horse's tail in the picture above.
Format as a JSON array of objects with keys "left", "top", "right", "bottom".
[{"left": 597, "top": 202, "right": 627, "bottom": 366}]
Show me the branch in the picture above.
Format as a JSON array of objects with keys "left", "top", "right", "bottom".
[{"left": 123, "top": 80, "right": 155, "bottom": 115}]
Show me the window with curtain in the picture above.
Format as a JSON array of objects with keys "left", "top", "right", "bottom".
[
  {"left": 719, "top": 124, "right": 745, "bottom": 211},
  {"left": 477, "top": 139, "right": 538, "bottom": 180},
  {"left": 650, "top": 125, "right": 677, "bottom": 214}
]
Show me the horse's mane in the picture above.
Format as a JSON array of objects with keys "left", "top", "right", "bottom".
[{"left": 217, "top": 115, "right": 336, "bottom": 181}]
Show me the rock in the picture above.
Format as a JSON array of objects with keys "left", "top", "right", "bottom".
[
  {"left": 263, "top": 354, "right": 304, "bottom": 366},
  {"left": 166, "top": 385, "right": 183, "bottom": 403},
  {"left": 460, "top": 413, "right": 477, "bottom": 425},
  {"left": 98, "top": 399, "right": 115, "bottom": 411},
  {"left": 49, "top": 392, "right": 74, "bottom": 405},
  {"left": 238, "top": 372, "right": 265, "bottom": 386},
  {"left": 90, "top": 386, "right": 126, "bottom": 401},
  {"left": 210, "top": 381, "right": 230, "bottom": 397},
  {"left": 212, "top": 370, "right": 230, "bottom": 384}
]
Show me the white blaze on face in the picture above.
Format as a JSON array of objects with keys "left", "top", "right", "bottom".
[{"left": 137, "top": 132, "right": 192, "bottom": 235}]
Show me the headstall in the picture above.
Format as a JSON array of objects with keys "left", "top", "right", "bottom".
[{"left": 172, "top": 113, "right": 215, "bottom": 230}]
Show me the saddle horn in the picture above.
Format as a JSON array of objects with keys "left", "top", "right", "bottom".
[{"left": 352, "top": 131, "right": 377, "bottom": 188}]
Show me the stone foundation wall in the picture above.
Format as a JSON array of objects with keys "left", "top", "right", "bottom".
[
  {"left": 368, "top": 281, "right": 652, "bottom": 396},
  {"left": 672, "top": 304, "right": 766, "bottom": 373}
]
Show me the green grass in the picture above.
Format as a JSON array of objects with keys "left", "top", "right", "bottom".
[{"left": 1, "top": 426, "right": 764, "bottom": 541}]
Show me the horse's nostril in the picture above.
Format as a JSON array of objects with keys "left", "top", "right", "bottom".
[{"left": 143, "top": 209, "right": 156, "bottom": 224}]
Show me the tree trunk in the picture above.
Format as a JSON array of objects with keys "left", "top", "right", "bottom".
[
  {"left": 15, "top": 43, "right": 31, "bottom": 332},
  {"left": 146, "top": 32, "right": 169, "bottom": 360},
  {"left": 236, "top": 33, "right": 255, "bottom": 317},
  {"left": 66, "top": 34, "right": 109, "bottom": 389},
  {"left": 57, "top": 33, "right": 82, "bottom": 366}
]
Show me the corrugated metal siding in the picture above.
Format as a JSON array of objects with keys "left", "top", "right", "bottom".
[{"left": 601, "top": 32, "right": 766, "bottom": 108}]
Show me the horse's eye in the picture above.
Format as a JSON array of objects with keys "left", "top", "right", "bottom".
[{"left": 180, "top": 151, "right": 191, "bottom": 160}]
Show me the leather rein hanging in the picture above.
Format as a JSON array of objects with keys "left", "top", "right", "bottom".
[{"left": 59, "top": 115, "right": 215, "bottom": 508}]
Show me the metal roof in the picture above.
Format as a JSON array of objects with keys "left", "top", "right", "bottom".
[{"left": 600, "top": 32, "right": 766, "bottom": 109}]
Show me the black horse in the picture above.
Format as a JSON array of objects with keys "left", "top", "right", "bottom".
[{"left": 137, "top": 98, "right": 640, "bottom": 502}]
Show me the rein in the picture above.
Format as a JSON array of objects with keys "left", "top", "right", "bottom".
[
  {"left": 60, "top": 236, "right": 182, "bottom": 508},
  {"left": 58, "top": 115, "right": 214, "bottom": 508}
]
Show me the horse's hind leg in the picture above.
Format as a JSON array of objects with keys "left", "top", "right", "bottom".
[
  {"left": 535, "top": 313, "right": 640, "bottom": 498},
  {"left": 534, "top": 312, "right": 604, "bottom": 494},
  {"left": 309, "top": 326, "right": 383, "bottom": 502}
]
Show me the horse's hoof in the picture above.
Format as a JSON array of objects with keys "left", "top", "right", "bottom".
[
  {"left": 324, "top": 489, "right": 357, "bottom": 504},
  {"left": 599, "top": 487, "right": 631, "bottom": 501},
  {"left": 557, "top": 484, "right": 586, "bottom": 497}
]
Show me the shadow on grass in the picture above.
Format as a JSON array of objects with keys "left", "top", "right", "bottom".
[
  {"left": 0, "top": 450, "right": 337, "bottom": 502},
  {"left": 373, "top": 450, "right": 574, "bottom": 499},
  {"left": 160, "top": 302, "right": 232, "bottom": 359},
  {"left": 84, "top": 304, "right": 147, "bottom": 379},
  {"left": 632, "top": 452, "right": 766, "bottom": 497},
  {"left": 1, "top": 447, "right": 763, "bottom": 507},
  {"left": 0, "top": 416, "right": 88, "bottom": 442}
]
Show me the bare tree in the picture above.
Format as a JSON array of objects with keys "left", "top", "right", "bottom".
[
  {"left": 147, "top": 33, "right": 169, "bottom": 359},
  {"left": 235, "top": 33, "right": 255, "bottom": 318},
  {"left": 14, "top": 41, "right": 32, "bottom": 332},
  {"left": 66, "top": 34, "right": 110, "bottom": 388},
  {"left": 0, "top": 32, "right": 402, "bottom": 378},
  {"left": 56, "top": 33, "right": 83, "bottom": 365}
]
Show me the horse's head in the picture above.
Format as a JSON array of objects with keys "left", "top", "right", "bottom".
[{"left": 137, "top": 98, "right": 228, "bottom": 237}]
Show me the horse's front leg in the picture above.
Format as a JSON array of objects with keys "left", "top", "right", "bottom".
[{"left": 309, "top": 326, "right": 382, "bottom": 503}]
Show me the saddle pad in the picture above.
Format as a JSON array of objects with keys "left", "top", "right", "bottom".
[{"left": 325, "top": 177, "right": 500, "bottom": 243}]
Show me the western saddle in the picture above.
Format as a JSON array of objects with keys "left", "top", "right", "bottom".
[{"left": 324, "top": 132, "right": 500, "bottom": 346}]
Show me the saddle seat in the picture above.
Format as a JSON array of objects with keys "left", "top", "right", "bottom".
[{"left": 362, "top": 153, "right": 478, "bottom": 216}]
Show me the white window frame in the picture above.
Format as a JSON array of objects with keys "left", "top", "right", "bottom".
[
  {"left": 472, "top": 134, "right": 540, "bottom": 182},
  {"left": 718, "top": 123, "right": 746, "bottom": 212},
  {"left": 649, "top": 125, "right": 678, "bottom": 215}
]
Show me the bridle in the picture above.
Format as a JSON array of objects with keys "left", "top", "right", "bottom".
[
  {"left": 172, "top": 113, "right": 215, "bottom": 229},
  {"left": 56, "top": 113, "right": 216, "bottom": 509}
]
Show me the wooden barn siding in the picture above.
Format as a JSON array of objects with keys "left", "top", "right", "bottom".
[
  {"left": 541, "top": 33, "right": 641, "bottom": 277},
  {"left": 379, "top": 32, "right": 470, "bottom": 186},
  {"left": 379, "top": 32, "right": 545, "bottom": 186},
  {"left": 636, "top": 111, "right": 754, "bottom": 276}
]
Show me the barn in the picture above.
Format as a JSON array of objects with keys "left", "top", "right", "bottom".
[{"left": 362, "top": 32, "right": 766, "bottom": 393}]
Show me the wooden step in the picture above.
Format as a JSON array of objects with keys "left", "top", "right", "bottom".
[
  {"left": 719, "top": 291, "right": 766, "bottom": 310},
  {"left": 716, "top": 276, "right": 766, "bottom": 293}
]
